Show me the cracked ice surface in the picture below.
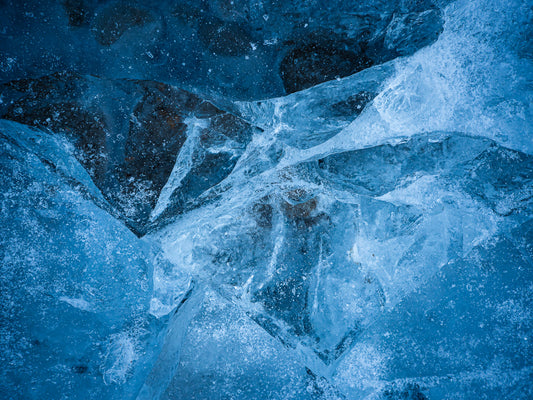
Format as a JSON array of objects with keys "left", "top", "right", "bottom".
[
  {"left": 1, "top": 0, "right": 532, "bottom": 399},
  {"left": 151, "top": 1, "right": 533, "bottom": 398}
]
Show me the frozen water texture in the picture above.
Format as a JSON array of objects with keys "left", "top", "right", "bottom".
[
  {"left": 0, "top": 120, "right": 161, "bottom": 398},
  {"left": 1, "top": 0, "right": 532, "bottom": 399}
]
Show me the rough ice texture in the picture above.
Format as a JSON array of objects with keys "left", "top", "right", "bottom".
[
  {"left": 0, "top": 0, "right": 532, "bottom": 399},
  {"left": 0, "top": 73, "right": 256, "bottom": 235}
]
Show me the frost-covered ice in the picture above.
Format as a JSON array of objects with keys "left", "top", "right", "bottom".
[
  {"left": 1, "top": 0, "right": 532, "bottom": 399},
  {"left": 0, "top": 120, "right": 161, "bottom": 398}
]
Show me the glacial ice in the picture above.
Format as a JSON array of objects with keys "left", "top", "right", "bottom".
[{"left": 1, "top": 0, "right": 532, "bottom": 399}]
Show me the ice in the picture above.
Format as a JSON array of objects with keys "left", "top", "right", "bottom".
[
  {"left": 235, "top": 62, "right": 396, "bottom": 149},
  {"left": 161, "top": 288, "right": 325, "bottom": 400},
  {"left": 0, "top": 120, "right": 178, "bottom": 399},
  {"left": 0, "top": 73, "right": 256, "bottom": 234},
  {"left": 331, "top": 0, "right": 532, "bottom": 155},
  {"left": 333, "top": 223, "right": 533, "bottom": 399},
  {"left": 0, "top": 0, "right": 442, "bottom": 100},
  {"left": 150, "top": 131, "right": 530, "bottom": 381},
  {"left": 137, "top": 281, "right": 204, "bottom": 400},
  {"left": 147, "top": 0, "right": 531, "bottom": 394},
  {"left": 1, "top": 0, "right": 533, "bottom": 398}
]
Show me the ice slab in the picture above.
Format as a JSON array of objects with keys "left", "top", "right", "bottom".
[{"left": 0, "top": 120, "right": 166, "bottom": 399}]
